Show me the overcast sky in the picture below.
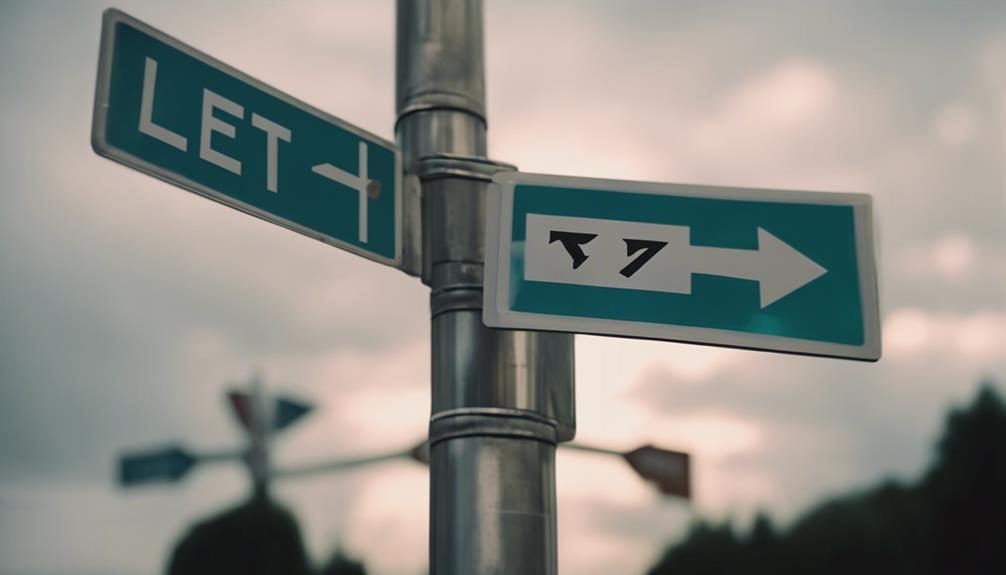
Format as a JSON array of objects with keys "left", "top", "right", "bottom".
[{"left": 1, "top": 1, "right": 1004, "bottom": 574}]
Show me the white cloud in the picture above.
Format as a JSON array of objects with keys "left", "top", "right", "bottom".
[
  {"left": 885, "top": 305, "right": 1001, "bottom": 359},
  {"left": 929, "top": 233, "right": 977, "bottom": 279},
  {"left": 933, "top": 103, "right": 977, "bottom": 147},
  {"left": 956, "top": 311, "right": 1006, "bottom": 358},
  {"left": 574, "top": 335, "right": 744, "bottom": 450},
  {"left": 693, "top": 59, "right": 838, "bottom": 153},
  {"left": 883, "top": 308, "right": 932, "bottom": 353},
  {"left": 558, "top": 495, "right": 675, "bottom": 575},
  {"left": 646, "top": 411, "right": 762, "bottom": 461},
  {"left": 578, "top": 335, "right": 741, "bottom": 389},
  {"left": 884, "top": 307, "right": 1006, "bottom": 361},
  {"left": 343, "top": 465, "right": 428, "bottom": 575}
]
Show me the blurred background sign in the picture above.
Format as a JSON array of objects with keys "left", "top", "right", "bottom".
[
  {"left": 565, "top": 442, "right": 692, "bottom": 499},
  {"left": 623, "top": 445, "right": 691, "bottom": 499},
  {"left": 227, "top": 390, "right": 313, "bottom": 433},
  {"left": 119, "top": 445, "right": 197, "bottom": 486},
  {"left": 273, "top": 397, "right": 314, "bottom": 432}
]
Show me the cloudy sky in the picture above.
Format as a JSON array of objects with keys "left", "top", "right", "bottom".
[{"left": 1, "top": 1, "right": 1004, "bottom": 574}]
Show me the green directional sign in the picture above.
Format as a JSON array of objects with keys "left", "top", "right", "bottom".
[
  {"left": 484, "top": 172, "right": 880, "bottom": 360},
  {"left": 91, "top": 9, "right": 400, "bottom": 266}
]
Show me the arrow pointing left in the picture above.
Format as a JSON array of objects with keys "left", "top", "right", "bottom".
[{"left": 119, "top": 445, "right": 197, "bottom": 486}]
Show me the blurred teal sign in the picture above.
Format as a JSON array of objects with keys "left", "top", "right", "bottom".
[
  {"left": 91, "top": 9, "right": 401, "bottom": 266},
  {"left": 484, "top": 172, "right": 880, "bottom": 360},
  {"left": 227, "top": 391, "right": 313, "bottom": 433},
  {"left": 119, "top": 445, "right": 196, "bottom": 486},
  {"left": 274, "top": 397, "right": 313, "bottom": 432}
]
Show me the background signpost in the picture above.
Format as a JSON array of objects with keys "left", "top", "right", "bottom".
[
  {"left": 485, "top": 171, "right": 881, "bottom": 361},
  {"left": 116, "top": 377, "right": 423, "bottom": 490},
  {"left": 91, "top": 9, "right": 401, "bottom": 266},
  {"left": 117, "top": 395, "right": 688, "bottom": 498}
]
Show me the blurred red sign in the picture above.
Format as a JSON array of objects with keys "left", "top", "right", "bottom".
[
  {"left": 623, "top": 445, "right": 690, "bottom": 499},
  {"left": 227, "top": 391, "right": 254, "bottom": 432},
  {"left": 409, "top": 440, "right": 430, "bottom": 465}
]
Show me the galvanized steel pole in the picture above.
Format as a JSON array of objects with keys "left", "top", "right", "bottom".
[{"left": 395, "top": 1, "right": 575, "bottom": 573}]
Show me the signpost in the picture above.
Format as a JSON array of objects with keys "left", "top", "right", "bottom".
[
  {"left": 91, "top": 9, "right": 401, "bottom": 266},
  {"left": 484, "top": 172, "right": 881, "bottom": 361},
  {"left": 116, "top": 380, "right": 423, "bottom": 489},
  {"left": 95, "top": 3, "right": 883, "bottom": 573}
]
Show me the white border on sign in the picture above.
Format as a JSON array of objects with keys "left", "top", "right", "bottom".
[
  {"left": 483, "top": 171, "right": 881, "bottom": 361},
  {"left": 91, "top": 9, "right": 402, "bottom": 268}
]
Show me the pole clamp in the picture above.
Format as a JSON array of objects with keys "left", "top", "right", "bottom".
[{"left": 429, "top": 408, "right": 558, "bottom": 447}]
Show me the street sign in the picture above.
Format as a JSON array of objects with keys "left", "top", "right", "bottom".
[
  {"left": 228, "top": 391, "right": 313, "bottom": 432},
  {"left": 484, "top": 172, "right": 880, "bottom": 360},
  {"left": 91, "top": 9, "right": 401, "bottom": 266},
  {"left": 409, "top": 440, "right": 431, "bottom": 465},
  {"left": 119, "top": 445, "right": 197, "bottom": 486},
  {"left": 227, "top": 390, "right": 254, "bottom": 432},
  {"left": 274, "top": 397, "right": 313, "bottom": 431},
  {"left": 623, "top": 445, "right": 690, "bottom": 499}
]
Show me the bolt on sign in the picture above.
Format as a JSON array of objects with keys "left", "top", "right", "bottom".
[{"left": 484, "top": 172, "right": 880, "bottom": 361}]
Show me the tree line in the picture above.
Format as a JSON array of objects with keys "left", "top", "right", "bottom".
[{"left": 648, "top": 382, "right": 1006, "bottom": 575}]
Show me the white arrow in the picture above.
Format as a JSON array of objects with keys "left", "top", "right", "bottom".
[
  {"left": 678, "top": 227, "right": 827, "bottom": 307},
  {"left": 311, "top": 142, "right": 369, "bottom": 243},
  {"left": 523, "top": 214, "right": 827, "bottom": 308}
]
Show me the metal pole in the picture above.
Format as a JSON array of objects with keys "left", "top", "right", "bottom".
[
  {"left": 247, "top": 373, "right": 271, "bottom": 499},
  {"left": 563, "top": 443, "right": 624, "bottom": 457},
  {"left": 396, "top": 2, "right": 575, "bottom": 573},
  {"left": 272, "top": 449, "right": 409, "bottom": 479}
]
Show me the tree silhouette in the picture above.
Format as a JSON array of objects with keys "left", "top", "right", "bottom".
[
  {"left": 320, "top": 549, "right": 369, "bottom": 575},
  {"left": 648, "top": 381, "right": 1006, "bottom": 575},
  {"left": 647, "top": 522, "right": 744, "bottom": 575},
  {"left": 924, "top": 384, "right": 1006, "bottom": 574},
  {"left": 166, "top": 495, "right": 309, "bottom": 575}
]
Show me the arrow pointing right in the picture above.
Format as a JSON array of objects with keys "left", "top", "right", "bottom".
[
  {"left": 681, "top": 228, "right": 827, "bottom": 308},
  {"left": 273, "top": 397, "right": 313, "bottom": 432},
  {"left": 524, "top": 215, "right": 828, "bottom": 308}
]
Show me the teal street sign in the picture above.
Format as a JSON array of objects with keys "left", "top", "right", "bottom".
[
  {"left": 227, "top": 390, "right": 314, "bottom": 433},
  {"left": 484, "top": 172, "right": 881, "bottom": 361},
  {"left": 274, "top": 397, "right": 313, "bottom": 432},
  {"left": 91, "top": 9, "right": 401, "bottom": 266},
  {"left": 119, "top": 445, "right": 197, "bottom": 486}
]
